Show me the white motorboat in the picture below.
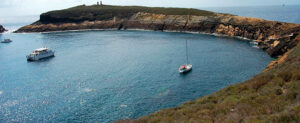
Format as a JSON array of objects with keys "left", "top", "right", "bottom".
[
  {"left": 26, "top": 47, "right": 55, "bottom": 61},
  {"left": 179, "top": 40, "right": 192, "bottom": 73},
  {"left": 1, "top": 39, "right": 12, "bottom": 43}
]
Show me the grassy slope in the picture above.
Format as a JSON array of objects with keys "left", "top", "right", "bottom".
[
  {"left": 131, "top": 43, "right": 300, "bottom": 122},
  {"left": 39, "top": 5, "right": 221, "bottom": 23}
]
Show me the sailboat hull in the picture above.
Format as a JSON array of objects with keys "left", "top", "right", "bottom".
[{"left": 179, "top": 65, "right": 192, "bottom": 73}]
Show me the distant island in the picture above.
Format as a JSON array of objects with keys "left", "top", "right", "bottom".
[
  {"left": 0, "top": 24, "right": 6, "bottom": 33},
  {"left": 16, "top": 5, "right": 300, "bottom": 122}
]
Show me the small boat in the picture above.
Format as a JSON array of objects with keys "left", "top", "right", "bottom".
[
  {"left": 179, "top": 64, "right": 192, "bottom": 73},
  {"left": 26, "top": 47, "right": 55, "bottom": 61},
  {"left": 179, "top": 40, "right": 192, "bottom": 73},
  {"left": 1, "top": 39, "right": 12, "bottom": 43}
]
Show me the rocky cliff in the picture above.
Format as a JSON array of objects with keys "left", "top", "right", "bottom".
[
  {"left": 0, "top": 24, "right": 6, "bottom": 33},
  {"left": 15, "top": 5, "right": 300, "bottom": 57}
]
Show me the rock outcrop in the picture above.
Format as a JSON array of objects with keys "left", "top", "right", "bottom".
[
  {"left": 0, "top": 24, "right": 6, "bottom": 33},
  {"left": 15, "top": 5, "right": 300, "bottom": 57}
]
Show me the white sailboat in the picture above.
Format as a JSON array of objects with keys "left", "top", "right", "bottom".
[{"left": 179, "top": 40, "right": 192, "bottom": 73}]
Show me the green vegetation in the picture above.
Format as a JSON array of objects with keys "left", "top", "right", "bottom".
[
  {"left": 131, "top": 43, "right": 300, "bottom": 122},
  {"left": 40, "top": 5, "right": 219, "bottom": 23}
]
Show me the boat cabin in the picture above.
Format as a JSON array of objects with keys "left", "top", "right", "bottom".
[{"left": 32, "top": 48, "right": 49, "bottom": 54}]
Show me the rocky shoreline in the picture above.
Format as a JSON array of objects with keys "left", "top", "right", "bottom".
[{"left": 16, "top": 12, "right": 300, "bottom": 57}]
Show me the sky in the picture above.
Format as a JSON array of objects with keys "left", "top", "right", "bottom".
[{"left": 0, "top": 0, "right": 300, "bottom": 23}]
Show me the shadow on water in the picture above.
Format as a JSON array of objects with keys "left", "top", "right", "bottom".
[{"left": 179, "top": 69, "right": 193, "bottom": 77}]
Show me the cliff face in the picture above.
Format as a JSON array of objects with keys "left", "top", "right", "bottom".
[
  {"left": 16, "top": 12, "right": 300, "bottom": 57},
  {"left": 0, "top": 24, "right": 6, "bottom": 33}
]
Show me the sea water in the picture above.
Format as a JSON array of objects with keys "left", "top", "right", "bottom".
[
  {"left": 2, "top": 5, "right": 299, "bottom": 122},
  {"left": 202, "top": 5, "right": 300, "bottom": 24},
  {"left": 0, "top": 30, "right": 272, "bottom": 122}
]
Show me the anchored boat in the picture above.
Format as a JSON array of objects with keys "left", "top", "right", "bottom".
[
  {"left": 26, "top": 47, "right": 55, "bottom": 61},
  {"left": 179, "top": 40, "right": 192, "bottom": 73}
]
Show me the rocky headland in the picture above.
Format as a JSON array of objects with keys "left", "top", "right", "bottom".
[
  {"left": 15, "top": 5, "right": 300, "bottom": 122},
  {"left": 15, "top": 5, "right": 300, "bottom": 57},
  {"left": 0, "top": 24, "right": 6, "bottom": 33}
]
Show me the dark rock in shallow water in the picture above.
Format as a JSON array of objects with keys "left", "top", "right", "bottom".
[{"left": 0, "top": 24, "right": 6, "bottom": 33}]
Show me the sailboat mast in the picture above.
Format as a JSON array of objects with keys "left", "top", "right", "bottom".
[{"left": 186, "top": 40, "right": 189, "bottom": 65}]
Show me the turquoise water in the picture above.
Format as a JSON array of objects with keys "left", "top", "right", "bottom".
[{"left": 0, "top": 30, "right": 272, "bottom": 122}]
